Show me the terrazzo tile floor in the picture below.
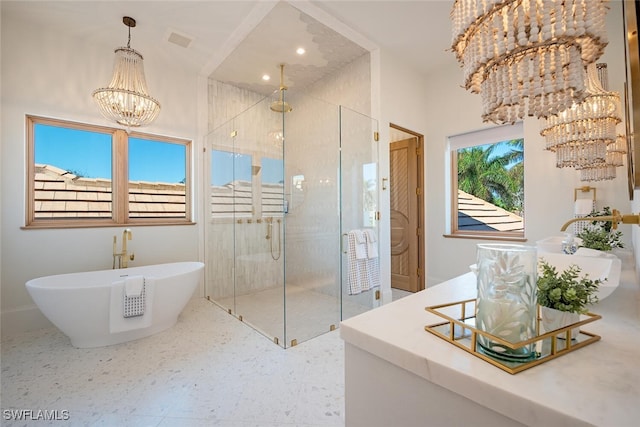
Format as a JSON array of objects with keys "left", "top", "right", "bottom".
[
  {"left": 1, "top": 298, "right": 346, "bottom": 427},
  {"left": 214, "top": 284, "right": 375, "bottom": 347},
  {"left": 1, "top": 289, "right": 413, "bottom": 427}
]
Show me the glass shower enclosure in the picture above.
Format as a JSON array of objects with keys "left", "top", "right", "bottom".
[{"left": 205, "top": 89, "right": 378, "bottom": 348}]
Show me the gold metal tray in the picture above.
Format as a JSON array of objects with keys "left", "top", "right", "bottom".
[{"left": 424, "top": 299, "right": 602, "bottom": 374}]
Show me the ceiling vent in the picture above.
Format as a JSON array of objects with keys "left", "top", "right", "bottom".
[{"left": 167, "top": 30, "right": 193, "bottom": 48}]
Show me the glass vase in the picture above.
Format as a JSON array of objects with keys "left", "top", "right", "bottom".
[{"left": 475, "top": 244, "right": 538, "bottom": 362}]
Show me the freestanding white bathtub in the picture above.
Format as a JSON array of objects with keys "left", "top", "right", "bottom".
[{"left": 26, "top": 262, "right": 204, "bottom": 348}]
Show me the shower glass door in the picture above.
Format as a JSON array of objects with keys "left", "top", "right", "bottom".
[
  {"left": 207, "top": 94, "right": 285, "bottom": 344},
  {"left": 339, "top": 106, "right": 380, "bottom": 320},
  {"left": 206, "top": 90, "right": 379, "bottom": 348},
  {"left": 206, "top": 118, "right": 237, "bottom": 313},
  {"left": 282, "top": 92, "right": 342, "bottom": 347}
]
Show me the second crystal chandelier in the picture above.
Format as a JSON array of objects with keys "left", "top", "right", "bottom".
[{"left": 540, "top": 63, "right": 622, "bottom": 171}]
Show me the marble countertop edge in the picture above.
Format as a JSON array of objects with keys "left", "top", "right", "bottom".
[
  {"left": 339, "top": 267, "right": 639, "bottom": 426},
  {"left": 340, "top": 317, "right": 590, "bottom": 426}
]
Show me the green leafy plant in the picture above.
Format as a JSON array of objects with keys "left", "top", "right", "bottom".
[
  {"left": 537, "top": 260, "right": 602, "bottom": 314},
  {"left": 576, "top": 206, "right": 624, "bottom": 251},
  {"left": 576, "top": 227, "right": 624, "bottom": 251}
]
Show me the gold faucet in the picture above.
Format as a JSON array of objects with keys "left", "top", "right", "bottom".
[
  {"left": 112, "top": 229, "right": 134, "bottom": 269},
  {"left": 560, "top": 209, "right": 640, "bottom": 231}
]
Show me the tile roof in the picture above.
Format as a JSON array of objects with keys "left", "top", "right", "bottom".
[
  {"left": 210, "top": 180, "right": 284, "bottom": 217},
  {"left": 34, "top": 165, "right": 283, "bottom": 220},
  {"left": 34, "top": 164, "right": 186, "bottom": 219},
  {"left": 457, "top": 190, "right": 524, "bottom": 232}
]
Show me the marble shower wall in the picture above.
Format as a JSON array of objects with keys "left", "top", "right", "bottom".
[{"left": 206, "top": 53, "right": 372, "bottom": 304}]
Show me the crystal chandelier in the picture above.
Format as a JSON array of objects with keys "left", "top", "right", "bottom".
[
  {"left": 93, "top": 17, "right": 161, "bottom": 128},
  {"left": 540, "top": 63, "right": 621, "bottom": 169},
  {"left": 450, "top": 0, "right": 610, "bottom": 124},
  {"left": 579, "top": 134, "right": 627, "bottom": 182}
]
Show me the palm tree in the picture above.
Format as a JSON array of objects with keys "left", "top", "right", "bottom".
[
  {"left": 457, "top": 139, "right": 523, "bottom": 213},
  {"left": 501, "top": 138, "right": 524, "bottom": 165},
  {"left": 503, "top": 138, "right": 524, "bottom": 215}
]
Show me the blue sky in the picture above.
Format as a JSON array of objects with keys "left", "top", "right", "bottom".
[
  {"left": 35, "top": 124, "right": 186, "bottom": 183},
  {"left": 36, "top": 124, "right": 364, "bottom": 187},
  {"left": 459, "top": 139, "right": 523, "bottom": 169}
]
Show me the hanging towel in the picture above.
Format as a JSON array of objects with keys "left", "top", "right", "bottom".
[
  {"left": 123, "top": 278, "right": 145, "bottom": 318},
  {"left": 574, "top": 199, "right": 595, "bottom": 216},
  {"left": 365, "top": 256, "right": 380, "bottom": 291},
  {"left": 109, "top": 278, "right": 154, "bottom": 333},
  {"left": 347, "top": 230, "right": 380, "bottom": 295},
  {"left": 364, "top": 229, "right": 378, "bottom": 259},
  {"left": 347, "top": 231, "right": 367, "bottom": 295},
  {"left": 124, "top": 275, "right": 144, "bottom": 297},
  {"left": 353, "top": 230, "right": 367, "bottom": 260}
]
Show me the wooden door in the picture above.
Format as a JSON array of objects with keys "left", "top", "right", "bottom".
[{"left": 390, "top": 137, "right": 420, "bottom": 292}]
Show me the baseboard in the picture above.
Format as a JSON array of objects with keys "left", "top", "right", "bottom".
[{"left": 1, "top": 305, "right": 53, "bottom": 340}]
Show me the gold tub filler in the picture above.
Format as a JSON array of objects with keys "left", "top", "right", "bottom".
[{"left": 424, "top": 299, "right": 601, "bottom": 374}]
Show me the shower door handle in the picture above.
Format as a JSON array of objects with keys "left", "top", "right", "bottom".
[{"left": 341, "top": 233, "right": 348, "bottom": 254}]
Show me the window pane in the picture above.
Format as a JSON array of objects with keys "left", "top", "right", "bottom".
[
  {"left": 211, "top": 150, "right": 252, "bottom": 217},
  {"left": 363, "top": 162, "right": 378, "bottom": 227},
  {"left": 456, "top": 138, "right": 524, "bottom": 233},
  {"left": 33, "top": 123, "right": 112, "bottom": 219},
  {"left": 128, "top": 138, "right": 187, "bottom": 218},
  {"left": 261, "top": 157, "right": 284, "bottom": 215}
]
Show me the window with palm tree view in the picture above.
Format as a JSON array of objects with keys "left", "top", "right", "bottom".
[{"left": 450, "top": 123, "right": 524, "bottom": 238}]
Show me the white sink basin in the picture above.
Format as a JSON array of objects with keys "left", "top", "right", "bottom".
[{"left": 536, "top": 235, "right": 583, "bottom": 254}]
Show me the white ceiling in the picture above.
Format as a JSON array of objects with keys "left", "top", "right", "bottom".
[{"left": 3, "top": 0, "right": 455, "bottom": 93}]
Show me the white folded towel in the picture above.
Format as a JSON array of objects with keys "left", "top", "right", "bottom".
[
  {"left": 574, "top": 199, "right": 594, "bottom": 216},
  {"left": 346, "top": 230, "right": 380, "bottom": 295},
  {"left": 353, "top": 230, "right": 367, "bottom": 259},
  {"left": 364, "top": 228, "right": 377, "bottom": 242},
  {"left": 124, "top": 275, "right": 144, "bottom": 297},
  {"left": 364, "top": 229, "right": 378, "bottom": 259}
]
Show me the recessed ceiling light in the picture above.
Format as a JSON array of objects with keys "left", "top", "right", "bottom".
[
  {"left": 262, "top": 74, "right": 270, "bottom": 81},
  {"left": 296, "top": 47, "right": 306, "bottom": 55}
]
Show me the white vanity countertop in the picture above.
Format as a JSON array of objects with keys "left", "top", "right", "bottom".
[{"left": 340, "top": 250, "right": 640, "bottom": 426}]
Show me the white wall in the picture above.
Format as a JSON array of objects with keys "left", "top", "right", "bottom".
[
  {"left": 1, "top": 1, "right": 634, "bottom": 339},
  {"left": 423, "top": 0, "right": 633, "bottom": 285},
  {"left": 1, "top": 12, "right": 202, "bottom": 338},
  {"left": 377, "top": 47, "right": 431, "bottom": 302}
]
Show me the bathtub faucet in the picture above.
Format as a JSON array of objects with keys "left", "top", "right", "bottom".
[{"left": 113, "top": 229, "right": 134, "bottom": 269}]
